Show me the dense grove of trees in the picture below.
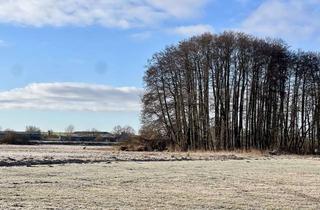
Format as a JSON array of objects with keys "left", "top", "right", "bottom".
[{"left": 142, "top": 32, "right": 320, "bottom": 153}]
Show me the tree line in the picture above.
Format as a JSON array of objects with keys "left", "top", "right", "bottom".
[{"left": 141, "top": 31, "right": 320, "bottom": 153}]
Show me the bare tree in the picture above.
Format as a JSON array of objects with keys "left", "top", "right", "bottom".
[
  {"left": 142, "top": 31, "right": 320, "bottom": 153},
  {"left": 65, "top": 125, "right": 74, "bottom": 136},
  {"left": 112, "top": 125, "right": 123, "bottom": 136},
  {"left": 112, "top": 125, "right": 135, "bottom": 136},
  {"left": 25, "top": 125, "right": 41, "bottom": 133}
]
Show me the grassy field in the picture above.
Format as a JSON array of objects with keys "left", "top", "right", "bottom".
[{"left": 0, "top": 145, "right": 319, "bottom": 209}]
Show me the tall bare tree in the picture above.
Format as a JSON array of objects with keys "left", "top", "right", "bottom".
[{"left": 142, "top": 31, "right": 320, "bottom": 153}]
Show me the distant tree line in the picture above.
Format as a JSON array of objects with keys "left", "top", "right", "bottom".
[{"left": 141, "top": 32, "right": 320, "bottom": 153}]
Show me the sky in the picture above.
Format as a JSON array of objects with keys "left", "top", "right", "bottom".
[{"left": 0, "top": 0, "right": 319, "bottom": 132}]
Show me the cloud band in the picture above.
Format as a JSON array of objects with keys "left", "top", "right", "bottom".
[{"left": 0, "top": 83, "right": 143, "bottom": 112}]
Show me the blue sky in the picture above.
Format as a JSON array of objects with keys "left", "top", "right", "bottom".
[{"left": 0, "top": 0, "right": 319, "bottom": 132}]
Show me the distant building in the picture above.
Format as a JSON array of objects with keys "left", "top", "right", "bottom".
[
  {"left": 0, "top": 130, "right": 120, "bottom": 142},
  {"left": 59, "top": 131, "right": 117, "bottom": 142}
]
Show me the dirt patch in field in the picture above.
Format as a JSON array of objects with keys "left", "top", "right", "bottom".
[{"left": 0, "top": 145, "right": 251, "bottom": 167}]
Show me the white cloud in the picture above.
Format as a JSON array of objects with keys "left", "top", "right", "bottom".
[
  {"left": 241, "top": 0, "right": 320, "bottom": 41},
  {"left": 172, "top": 24, "right": 214, "bottom": 37},
  {"left": 146, "top": 0, "right": 207, "bottom": 18},
  {"left": 0, "top": 83, "right": 143, "bottom": 112},
  {"left": 0, "top": 0, "right": 207, "bottom": 28}
]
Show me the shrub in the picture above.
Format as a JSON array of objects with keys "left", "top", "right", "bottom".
[
  {"left": 0, "top": 131, "right": 30, "bottom": 145},
  {"left": 119, "top": 136, "right": 170, "bottom": 151}
]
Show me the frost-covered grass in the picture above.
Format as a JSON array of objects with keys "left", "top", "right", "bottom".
[
  {"left": 0, "top": 154, "right": 320, "bottom": 209},
  {"left": 0, "top": 145, "right": 262, "bottom": 166}
]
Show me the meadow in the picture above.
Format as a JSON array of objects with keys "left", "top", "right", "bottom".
[{"left": 0, "top": 145, "right": 319, "bottom": 209}]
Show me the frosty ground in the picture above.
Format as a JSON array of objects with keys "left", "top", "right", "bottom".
[{"left": 0, "top": 145, "right": 319, "bottom": 209}]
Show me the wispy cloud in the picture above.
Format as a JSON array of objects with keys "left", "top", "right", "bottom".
[
  {"left": 241, "top": 0, "right": 320, "bottom": 42},
  {"left": 0, "top": 83, "right": 143, "bottom": 112},
  {"left": 0, "top": 0, "right": 207, "bottom": 28},
  {"left": 0, "top": 39, "right": 9, "bottom": 47},
  {"left": 130, "top": 31, "right": 152, "bottom": 41},
  {"left": 171, "top": 24, "right": 214, "bottom": 37}
]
